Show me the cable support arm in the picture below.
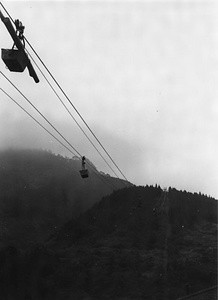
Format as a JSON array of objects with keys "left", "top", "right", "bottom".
[{"left": 0, "top": 8, "right": 39, "bottom": 83}]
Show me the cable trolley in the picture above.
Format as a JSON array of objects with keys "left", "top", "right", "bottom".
[
  {"left": 0, "top": 10, "right": 39, "bottom": 83},
  {"left": 79, "top": 156, "right": 89, "bottom": 179}
]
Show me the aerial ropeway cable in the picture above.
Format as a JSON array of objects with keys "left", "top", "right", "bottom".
[
  {"left": 25, "top": 48, "right": 122, "bottom": 181},
  {"left": 0, "top": 87, "right": 76, "bottom": 157},
  {"left": 0, "top": 85, "right": 118, "bottom": 190},
  {"left": 0, "top": 70, "right": 81, "bottom": 157},
  {"left": 0, "top": 69, "right": 126, "bottom": 189},
  {"left": 24, "top": 39, "right": 128, "bottom": 181},
  {"left": 0, "top": 2, "right": 129, "bottom": 184}
]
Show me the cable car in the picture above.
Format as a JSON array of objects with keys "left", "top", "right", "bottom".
[
  {"left": 1, "top": 18, "right": 28, "bottom": 72},
  {"left": 0, "top": 14, "right": 39, "bottom": 82},
  {"left": 79, "top": 156, "right": 89, "bottom": 179},
  {"left": 1, "top": 48, "right": 28, "bottom": 72}
]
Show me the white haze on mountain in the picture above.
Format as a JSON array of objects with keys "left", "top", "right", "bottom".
[{"left": 0, "top": 1, "right": 217, "bottom": 198}]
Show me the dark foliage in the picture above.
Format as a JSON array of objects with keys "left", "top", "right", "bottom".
[
  {"left": 0, "top": 149, "right": 217, "bottom": 299},
  {"left": 0, "top": 148, "right": 128, "bottom": 248},
  {"left": 49, "top": 186, "right": 217, "bottom": 299}
]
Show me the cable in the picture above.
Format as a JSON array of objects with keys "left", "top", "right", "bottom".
[
  {"left": 0, "top": 2, "right": 14, "bottom": 24},
  {"left": 0, "top": 87, "right": 76, "bottom": 157},
  {"left": 0, "top": 2, "right": 116, "bottom": 178},
  {"left": 0, "top": 2, "right": 128, "bottom": 187},
  {"left": 25, "top": 38, "right": 128, "bottom": 181},
  {"left": 0, "top": 85, "right": 116, "bottom": 189},
  {"left": 0, "top": 70, "right": 81, "bottom": 157},
  {"left": 25, "top": 49, "right": 121, "bottom": 180},
  {"left": 0, "top": 1, "right": 128, "bottom": 183}
]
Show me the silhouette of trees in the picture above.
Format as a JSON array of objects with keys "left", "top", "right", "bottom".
[{"left": 0, "top": 150, "right": 217, "bottom": 299}]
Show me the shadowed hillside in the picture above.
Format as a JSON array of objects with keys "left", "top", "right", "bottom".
[
  {"left": 51, "top": 186, "right": 217, "bottom": 299},
  {"left": 0, "top": 148, "right": 129, "bottom": 248},
  {"left": 0, "top": 186, "right": 214, "bottom": 299},
  {"left": 0, "top": 153, "right": 217, "bottom": 299}
]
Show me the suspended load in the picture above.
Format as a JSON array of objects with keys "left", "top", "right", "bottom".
[
  {"left": 2, "top": 48, "right": 28, "bottom": 72},
  {"left": 0, "top": 12, "right": 39, "bottom": 83},
  {"left": 79, "top": 156, "right": 89, "bottom": 179},
  {"left": 1, "top": 19, "right": 28, "bottom": 72}
]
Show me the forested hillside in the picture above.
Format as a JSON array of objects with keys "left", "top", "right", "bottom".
[
  {"left": 0, "top": 149, "right": 128, "bottom": 248},
  {"left": 51, "top": 186, "right": 217, "bottom": 299},
  {"left": 0, "top": 184, "right": 216, "bottom": 299}
]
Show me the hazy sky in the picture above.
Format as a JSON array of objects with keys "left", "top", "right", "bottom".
[{"left": 0, "top": 1, "right": 217, "bottom": 198}]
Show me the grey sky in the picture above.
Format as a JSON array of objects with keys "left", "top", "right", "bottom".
[{"left": 0, "top": 1, "right": 217, "bottom": 198}]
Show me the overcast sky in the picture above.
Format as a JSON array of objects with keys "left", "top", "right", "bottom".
[{"left": 0, "top": 0, "right": 217, "bottom": 198}]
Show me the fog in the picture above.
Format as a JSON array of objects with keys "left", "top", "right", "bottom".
[{"left": 0, "top": 1, "right": 217, "bottom": 198}]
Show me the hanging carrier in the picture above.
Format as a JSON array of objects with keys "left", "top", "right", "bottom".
[
  {"left": 1, "top": 19, "right": 28, "bottom": 72},
  {"left": 79, "top": 156, "right": 89, "bottom": 179},
  {"left": 0, "top": 13, "right": 39, "bottom": 82},
  {"left": 2, "top": 48, "right": 28, "bottom": 72}
]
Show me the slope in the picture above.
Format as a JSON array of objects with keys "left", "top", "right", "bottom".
[
  {"left": 0, "top": 148, "right": 129, "bottom": 248},
  {"left": 0, "top": 170, "right": 216, "bottom": 299},
  {"left": 51, "top": 185, "right": 217, "bottom": 299}
]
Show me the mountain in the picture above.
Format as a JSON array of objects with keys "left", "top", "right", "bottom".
[
  {"left": 52, "top": 187, "right": 217, "bottom": 299},
  {"left": 0, "top": 151, "right": 216, "bottom": 299},
  {"left": 0, "top": 185, "right": 213, "bottom": 300},
  {"left": 0, "top": 148, "right": 129, "bottom": 248}
]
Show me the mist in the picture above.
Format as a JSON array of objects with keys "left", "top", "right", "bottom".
[
  {"left": 0, "top": 0, "right": 217, "bottom": 198},
  {"left": 0, "top": 110, "right": 217, "bottom": 199}
]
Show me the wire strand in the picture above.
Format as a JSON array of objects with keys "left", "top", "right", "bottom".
[
  {"left": 0, "top": 87, "right": 76, "bottom": 156},
  {"left": 0, "top": 86, "right": 117, "bottom": 191},
  {"left": 0, "top": 70, "right": 81, "bottom": 157},
  {"left": 25, "top": 49, "right": 121, "bottom": 180},
  {"left": 0, "top": 1, "right": 127, "bottom": 188},
  {"left": 24, "top": 37, "right": 128, "bottom": 182},
  {"left": 0, "top": 1, "right": 128, "bottom": 183},
  {"left": 0, "top": 2, "right": 14, "bottom": 24}
]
